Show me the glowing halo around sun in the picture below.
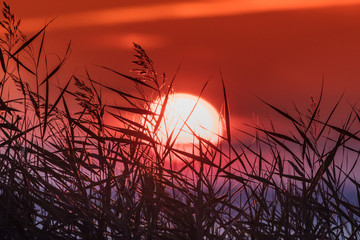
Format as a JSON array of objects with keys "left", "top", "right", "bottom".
[{"left": 146, "top": 93, "right": 223, "bottom": 145}]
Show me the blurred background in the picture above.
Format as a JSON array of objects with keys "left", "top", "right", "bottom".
[{"left": 11, "top": 0, "right": 360, "bottom": 132}]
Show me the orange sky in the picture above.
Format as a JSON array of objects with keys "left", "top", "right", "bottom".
[{"left": 11, "top": 0, "right": 360, "bottom": 126}]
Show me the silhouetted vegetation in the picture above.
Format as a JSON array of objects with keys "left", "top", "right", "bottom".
[{"left": 0, "top": 2, "right": 359, "bottom": 239}]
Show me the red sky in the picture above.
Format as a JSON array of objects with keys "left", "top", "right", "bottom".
[{"left": 10, "top": 0, "right": 360, "bottom": 128}]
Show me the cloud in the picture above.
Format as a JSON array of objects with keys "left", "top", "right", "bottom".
[
  {"left": 21, "top": 0, "right": 360, "bottom": 32},
  {"left": 95, "top": 33, "right": 167, "bottom": 50}
]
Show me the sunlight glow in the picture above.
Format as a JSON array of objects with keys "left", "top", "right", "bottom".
[
  {"left": 146, "top": 93, "right": 223, "bottom": 145},
  {"left": 21, "top": 0, "right": 360, "bottom": 32}
]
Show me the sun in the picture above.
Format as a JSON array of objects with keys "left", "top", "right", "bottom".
[{"left": 146, "top": 93, "right": 223, "bottom": 145}]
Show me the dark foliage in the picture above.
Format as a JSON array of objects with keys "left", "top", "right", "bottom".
[{"left": 0, "top": 2, "right": 359, "bottom": 239}]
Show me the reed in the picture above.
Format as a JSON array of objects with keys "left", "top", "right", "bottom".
[{"left": 0, "top": 2, "right": 359, "bottom": 239}]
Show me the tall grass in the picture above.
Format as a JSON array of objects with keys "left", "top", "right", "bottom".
[{"left": 0, "top": 2, "right": 360, "bottom": 239}]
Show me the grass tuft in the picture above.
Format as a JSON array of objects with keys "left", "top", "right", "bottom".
[{"left": 0, "top": 2, "right": 360, "bottom": 239}]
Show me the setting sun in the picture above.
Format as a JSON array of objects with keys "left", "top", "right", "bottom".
[{"left": 146, "top": 93, "right": 223, "bottom": 145}]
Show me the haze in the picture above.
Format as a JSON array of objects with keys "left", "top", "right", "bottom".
[{"left": 11, "top": 0, "right": 360, "bottom": 128}]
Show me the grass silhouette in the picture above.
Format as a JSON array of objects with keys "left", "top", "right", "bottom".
[{"left": 0, "top": 2, "right": 360, "bottom": 239}]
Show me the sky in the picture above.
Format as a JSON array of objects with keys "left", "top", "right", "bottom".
[{"left": 10, "top": 0, "right": 360, "bottom": 131}]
